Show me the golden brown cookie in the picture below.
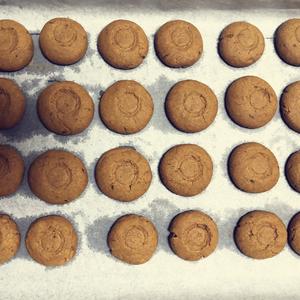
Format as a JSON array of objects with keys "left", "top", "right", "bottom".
[
  {"left": 0, "top": 19, "right": 33, "bottom": 71},
  {"left": 95, "top": 147, "right": 152, "bottom": 202},
  {"left": 107, "top": 214, "right": 158, "bottom": 265},
  {"left": 275, "top": 19, "right": 300, "bottom": 66},
  {"left": 281, "top": 81, "right": 300, "bottom": 133},
  {"left": 28, "top": 150, "right": 88, "bottom": 204},
  {"left": 155, "top": 20, "right": 203, "bottom": 68},
  {"left": 0, "top": 214, "right": 20, "bottom": 265},
  {"left": 225, "top": 76, "right": 277, "bottom": 129},
  {"left": 38, "top": 81, "right": 94, "bottom": 135},
  {"left": 218, "top": 21, "right": 265, "bottom": 67},
  {"left": 159, "top": 144, "right": 213, "bottom": 196},
  {"left": 26, "top": 215, "right": 77, "bottom": 266},
  {"left": 0, "top": 78, "right": 25, "bottom": 129},
  {"left": 0, "top": 145, "right": 24, "bottom": 197},
  {"left": 288, "top": 212, "right": 300, "bottom": 255},
  {"left": 99, "top": 80, "right": 153, "bottom": 134},
  {"left": 169, "top": 210, "right": 218, "bottom": 261},
  {"left": 166, "top": 80, "right": 218, "bottom": 133},
  {"left": 228, "top": 142, "right": 279, "bottom": 193},
  {"left": 98, "top": 20, "right": 148, "bottom": 69},
  {"left": 285, "top": 150, "right": 300, "bottom": 193},
  {"left": 39, "top": 18, "right": 87, "bottom": 65},
  {"left": 234, "top": 210, "right": 287, "bottom": 259}
]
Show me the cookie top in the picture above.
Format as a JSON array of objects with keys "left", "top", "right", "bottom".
[
  {"left": 285, "top": 150, "right": 300, "bottom": 193},
  {"left": 288, "top": 212, "right": 300, "bottom": 255},
  {"left": 26, "top": 215, "right": 77, "bottom": 266},
  {"left": 0, "top": 145, "right": 24, "bottom": 197},
  {"left": 169, "top": 210, "right": 218, "bottom": 261},
  {"left": 228, "top": 142, "right": 279, "bottom": 193},
  {"left": 98, "top": 19, "right": 148, "bottom": 69},
  {"left": 275, "top": 19, "right": 300, "bottom": 66},
  {"left": 159, "top": 144, "right": 213, "bottom": 196},
  {"left": 234, "top": 210, "right": 287, "bottom": 259},
  {"left": 95, "top": 147, "right": 152, "bottom": 202},
  {"left": 218, "top": 21, "right": 265, "bottom": 67},
  {"left": 225, "top": 76, "right": 277, "bottom": 129},
  {"left": 38, "top": 81, "right": 94, "bottom": 135},
  {"left": 281, "top": 81, "right": 300, "bottom": 133},
  {"left": 39, "top": 18, "right": 88, "bottom": 65},
  {"left": 155, "top": 20, "right": 203, "bottom": 68},
  {"left": 100, "top": 80, "right": 153, "bottom": 134},
  {"left": 0, "top": 19, "right": 33, "bottom": 71},
  {"left": 0, "top": 214, "right": 20, "bottom": 265},
  {"left": 28, "top": 150, "right": 88, "bottom": 204},
  {"left": 0, "top": 78, "right": 25, "bottom": 129},
  {"left": 108, "top": 214, "right": 158, "bottom": 264},
  {"left": 166, "top": 80, "right": 218, "bottom": 133}
]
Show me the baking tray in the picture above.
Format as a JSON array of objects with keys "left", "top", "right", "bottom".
[{"left": 1, "top": 1, "right": 300, "bottom": 299}]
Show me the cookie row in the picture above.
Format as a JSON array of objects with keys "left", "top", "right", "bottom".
[
  {"left": 2, "top": 77, "right": 300, "bottom": 133},
  {"left": 1, "top": 209, "right": 300, "bottom": 266},
  {"left": 1, "top": 18, "right": 299, "bottom": 72},
  {"left": 1, "top": 142, "right": 300, "bottom": 202}
]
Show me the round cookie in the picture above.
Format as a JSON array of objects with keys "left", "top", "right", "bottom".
[
  {"left": 166, "top": 80, "right": 218, "bottom": 133},
  {"left": 28, "top": 150, "right": 88, "bottom": 204},
  {"left": 275, "top": 19, "right": 300, "bottom": 66},
  {"left": 39, "top": 18, "right": 88, "bottom": 65},
  {"left": 169, "top": 210, "right": 218, "bottom": 261},
  {"left": 155, "top": 20, "right": 203, "bottom": 68},
  {"left": 159, "top": 144, "right": 213, "bottom": 196},
  {"left": 107, "top": 214, "right": 158, "bottom": 264},
  {"left": 0, "top": 19, "right": 33, "bottom": 71},
  {"left": 38, "top": 81, "right": 94, "bottom": 135},
  {"left": 225, "top": 76, "right": 277, "bottom": 129},
  {"left": 281, "top": 81, "right": 300, "bottom": 133},
  {"left": 26, "top": 215, "right": 77, "bottom": 266},
  {"left": 228, "top": 142, "right": 279, "bottom": 193},
  {"left": 0, "top": 145, "right": 24, "bottom": 197},
  {"left": 0, "top": 214, "right": 20, "bottom": 265},
  {"left": 218, "top": 21, "right": 265, "bottom": 67},
  {"left": 0, "top": 78, "right": 25, "bottom": 129},
  {"left": 285, "top": 150, "right": 300, "bottom": 193},
  {"left": 95, "top": 147, "right": 152, "bottom": 202},
  {"left": 100, "top": 80, "right": 153, "bottom": 134},
  {"left": 234, "top": 210, "right": 287, "bottom": 259},
  {"left": 98, "top": 19, "right": 148, "bottom": 69},
  {"left": 288, "top": 212, "right": 300, "bottom": 255}
]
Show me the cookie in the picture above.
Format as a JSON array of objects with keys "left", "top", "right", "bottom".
[
  {"left": 166, "top": 80, "right": 218, "bottom": 133},
  {"left": 0, "top": 214, "right": 20, "bottom": 265},
  {"left": 225, "top": 76, "right": 277, "bottom": 129},
  {"left": 275, "top": 19, "right": 300, "bottom": 66},
  {"left": 107, "top": 214, "right": 158, "bottom": 265},
  {"left": 155, "top": 20, "right": 203, "bottom": 68},
  {"left": 281, "top": 81, "right": 300, "bottom": 133},
  {"left": 228, "top": 142, "right": 279, "bottom": 193},
  {"left": 169, "top": 210, "right": 218, "bottom": 261},
  {"left": 100, "top": 80, "right": 153, "bottom": 134},
  {"left": 95, "top": 147, "right": 152, "bottom": 202},
  {"left": 0, "top": 78, "right": 25, "bottom": 129},
  {"left": 26, "top": 215, "right": 77, "bottom": 266},
  {"left": 218, "top": 21, "right": 265, "bottom": 67},
  {"left": 159, "top": 144, "right": 213, "bottom": 196},
  {"left": 234, "top": 210, "right": 287, "bottom": 259},
  {"left": 38, "top": 81, "right": 94, "bottom": 135},
  {"left": 288, "top": 212, "right": 300, "bottom": 255},
  {"left": 39, "top": 18, "right": 88, "bottom": 65},
  {"left": 285, "top": 150, "right": 300, "bottom": 193},
  {"left": 28, "top": 150, "right": 88, "bottom": 204},
  {"left": 0, "top": 145, "right": 24, "bottom": 197},
  {"left": 98, "top": 20, "right": 148, "bottom": 69}
]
